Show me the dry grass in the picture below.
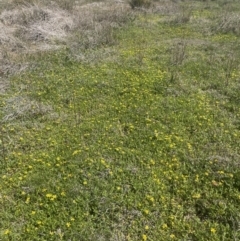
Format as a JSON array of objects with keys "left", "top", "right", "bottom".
[
  {"left": 170, "top": 40, "right": 187, "bottom": 66},
  {"left": 0, "top": 0, "right": 134, "bottom": 141},
  {"left": 69, "top": 2, "right": 133, "bottom": 57},
  {"left": 213, "top": 13, "right": 240, "bottom": 36},
  {"left": 0, "top": 4, "right": 75, "bottom": 45},
  {"left": 0, "top": 0, "right": 132, "bottom": 51},
  {"left": 2, "top": 95, "right": 53, "bottom": 122},
  {"left": 169, "top": 4, "right": 192, "bottom": 24},
  {"left": 0, "top": 0, "right": 133, "bottom": 88},
  {"left": 128, "top": 0, "right": 151, "bottom": 9},
  {"left": 151, "top": 0, "right": 178, "bottom": 15}
]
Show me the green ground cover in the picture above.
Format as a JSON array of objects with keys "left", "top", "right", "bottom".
[{"left": 1, "top": 1, "right": 240, "bottom": 240}]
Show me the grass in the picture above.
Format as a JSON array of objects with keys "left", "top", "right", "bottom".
[{"left": 1, "top": 0, "right": 240, "bottom": 240}]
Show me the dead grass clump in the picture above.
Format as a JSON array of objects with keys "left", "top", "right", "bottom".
[
  {"left": 151, "top": 0, "right": 178, "bottom": 15},
  {"left": 69, "top": 2, "right": 133, "bottom": 53},
  {"left": 0, "top": 1, "right": 133, "bottom": 56},
  {"left": 213, "top": 13, "right": 240, "bottom": 36},
  {"left": 0, "top": 22, "right": 24, "bottom": 48},
  {"left": 171, "top": 6, "right": 192, "bottom": 24},
  {"left": 75, "top": 2, "right": 132, "bottom": 30},
  {"left": 2, "top": 96, "right": 53, "bottom": 122},
  {"left": 0, "top": 3, "right": 76, "bottom": 75},
  {"left": 0, "top": 0, "right": 133, "bottom": 80},
  {"left": 0, "top": 80, "right": 9, "bottom": 94},
  {"left": 0, "top": 5, "right": 49, "bottom": 25},
  {"left": 129, "top": 0, "right": 151, "bottom": 9},
  {"left": 0, "top": 54, "right": 13, "bottom": 79},
  {"left": 0, "top": 49, "right": 28, "bottom": 80},
  {"left": 170, "top": 40, "right": 187, "bottom": 66},
  {"left": 0, "top": 5, "right": 74, "bottom": 43},
  {"left": 51, "top": 0, "right": 77, "bottom": 11},
  {"left": 6, "top": 0, "right": 36, "bottom": 6}
]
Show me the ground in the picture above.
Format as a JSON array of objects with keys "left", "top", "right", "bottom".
[{"left": 1, "top": 0, "right": 240, "bottom": 240}]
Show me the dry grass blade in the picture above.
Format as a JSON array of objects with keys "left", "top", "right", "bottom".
[
  {"left": 2, "top": 96, "right": 53, "bottom": 122},
  {"left": 0, "top": 0, "right": 133, "bottom": 97},
  {"left": 171, "top": 40, "right": 187, "bottom": 66},
  {"left": 213, "top": 13, "right": 240, "bottom": 36}
]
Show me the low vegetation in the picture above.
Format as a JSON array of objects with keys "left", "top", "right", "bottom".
[
  {"left": 1, "top": 0, "right": 240, "bottom": 240},
  {"left": 129, "top": 0, "right": 151, "bottom": 9}
]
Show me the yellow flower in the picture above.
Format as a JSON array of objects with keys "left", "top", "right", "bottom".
[
  {"left": 66, "top": 222, "right": 71, "bottom": 228},
  {"left": 170, "top": 234, "right": 175, "bottom": 238},
  {"left": 145, "top": 225, "right": 149, "bottom": 230},
  {"left": 146, "top": 195, "right": 154, "bottom": 203},
  {"left": 192, "top": 193, "right": 201, "bottom": 199},
  {"left": 211, "top": 228, "right": 216, "bottom": 234},
  {"left": 4, "top": 229, "right": 10, "bottom": 235},
  {"left": 162, "top": 223, "right": 168, "bottom": 229},
  {"left": 46, "top": 193, "right": 57, "bottom": 200},
  {"left": 72, "top": 150, "right": 81, "bottom": 155},
  {"left": 150, "top": 159, "right": 155, "bottom": 165},
  {"left": 50, "top": 195, "right": 57, "bottom": 201},
  {"left": 144, "top": 209, "right": 149, "bottom": 215},
  {"left": 25, "top": 196, "right": 30, "bottom": 204},
  {"left": 142, "top": 234, "right": 147, "bottom": 241}
]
